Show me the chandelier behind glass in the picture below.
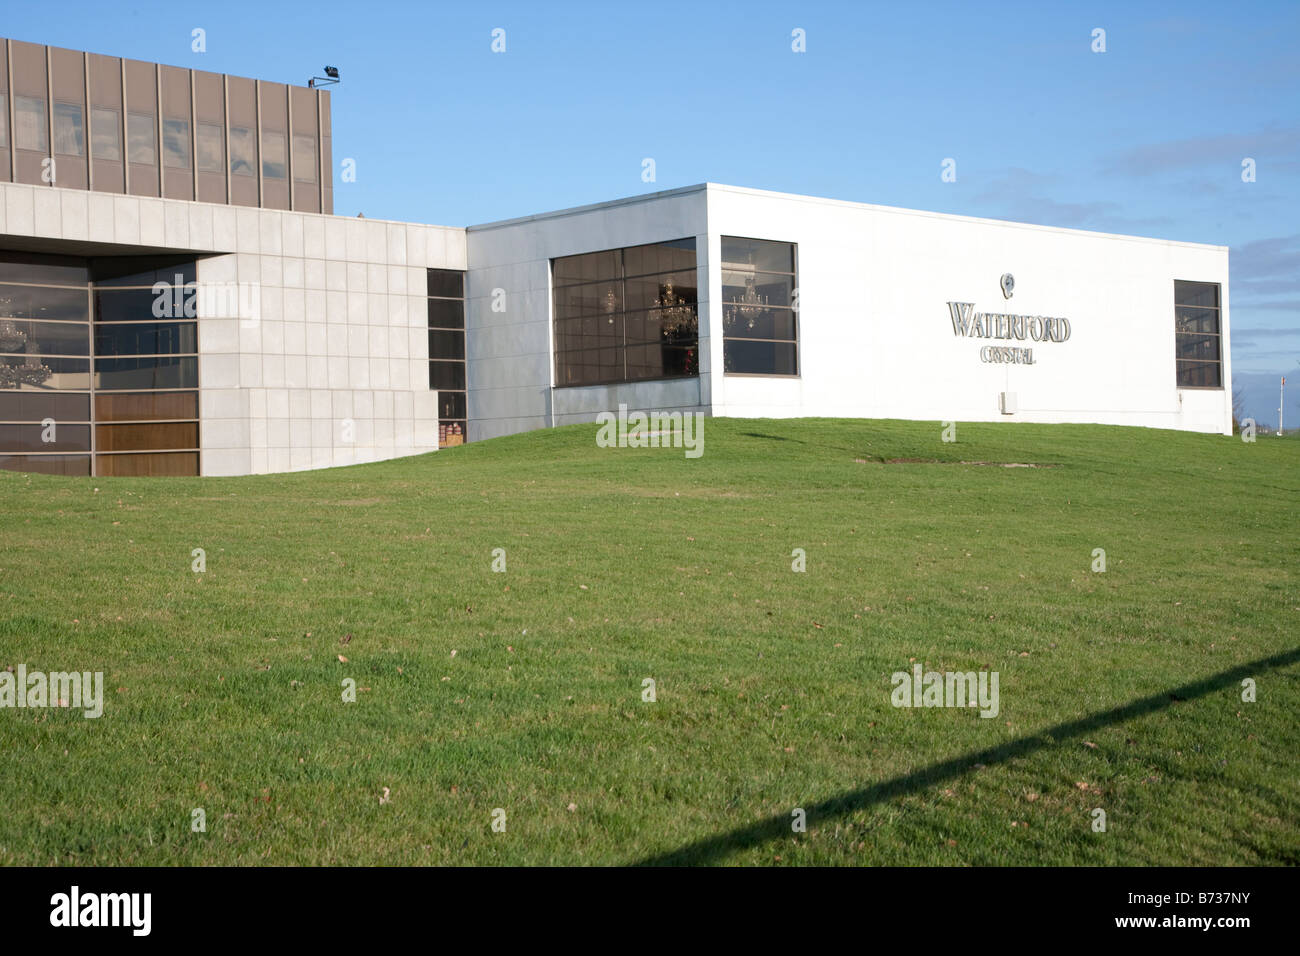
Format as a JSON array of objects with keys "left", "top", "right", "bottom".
[
  {"left": 725, "top": 257, "right": 767, "bottom": 331},
  {"left": 652, "top": 280, "right": 696, "bottom": 338}
]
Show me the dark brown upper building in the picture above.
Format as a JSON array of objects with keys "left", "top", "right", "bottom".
[{"left": 0, "top": 38, "right": 332, "bottom": 213}]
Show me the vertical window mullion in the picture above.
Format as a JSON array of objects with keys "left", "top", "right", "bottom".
[{"left": 618, "top": 250, "right": 627, "bottom": 383}]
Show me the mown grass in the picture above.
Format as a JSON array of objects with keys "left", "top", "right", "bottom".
[{"left": 0, "top": 417, "right": 1296, "bottom": 866}]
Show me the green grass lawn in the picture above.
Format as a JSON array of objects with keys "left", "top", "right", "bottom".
[{"left": 0, "top": 417, "right": 1296, "bottom": 866}]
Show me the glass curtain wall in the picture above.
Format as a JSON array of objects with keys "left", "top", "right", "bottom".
[
  {"left": 0, "top": 254, "right": 92, "bottom": 475},
  {"left": 0, "top": 252, "right": 200, "bottom": 477},
  {"left": 552, "top": 238, "right": 698, "bottom": 387}
]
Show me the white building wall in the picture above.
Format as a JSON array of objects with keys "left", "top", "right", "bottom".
[
  {"left": 706, "top": 184, "right": 1232, "bottom": 435},
  {"left": 2, "top": 178, "right": 1233, "bottom": 480},
  {"left": 465, "top": 187, "right": 710, "bottom": 442},
  {"left": 194, "top": 210, "right": 463, "bottom": 475}
]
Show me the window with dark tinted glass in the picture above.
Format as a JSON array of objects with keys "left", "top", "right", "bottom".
[
  {"left": 95, "top": 322, "right": 197, "bottom": 356},
  {"left": 427, "top": 270, "right": 463, "bottom": 299},
  {"left": 552, "top": 239, "right": 698, "bottom": 387},
  {"left": 428, "top": 298, "right": 464, "bottom": 330},
  {"left": 722, "top": 237, "right": 798, "bottom": 376},
  {"left": 1174, "top": 281, "right": 1222, "bottom": 388},
  {"left": 427, "top": 269, "right": 468, "bottom": 444},
  {"left": 0, "top": 285, "right": 90, "bottom": 322},
  {"left": 1, "top": 252, "right": 200, "bottom": 478},
  {"left": 90, "top": 262, "right": 199, "bottom": 474},
  {"left": 92, "top": 259, "right": 196, "bottom": 288},
  {"left": 0, "top": 253, "right": 92, "bottom": 477},
  {"left": 429, "top": 360, "right": 465, "bottom": 391},
  {"left": 95, "top": 356, "right": 197, "bottom": 390}
]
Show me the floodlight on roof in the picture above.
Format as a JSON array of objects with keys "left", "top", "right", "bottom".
[{"left": 308, "top": 66, "right": 340, "bottom": 89}]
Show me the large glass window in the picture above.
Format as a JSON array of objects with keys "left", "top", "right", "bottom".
[
  {"left": 91, "top": 264, "right": 198, "bottom": 473},
  {"left": 0, "top": 354, "right": 90, "bottom": 390},
  {"left": 552, "top": 238, "right": 697, "bottom": 387},
  {"left": 1174, "top": 280, "right": 1222, "bottom": 388},
  {"left": 127, "top": 112, "right": 155, "bottom": 165},
  {"left": 262, "top": 130, "right": 286, "bottom": 180},
  {"left": 95, "top": 451, "right": 197, "bottom": 476},
  {"left": 197, "top": 123, "right": 224, "bottom": 173},
  {"left": 15, "top": 95, "right": 47, "bottom": 152},
  {"left": 162, "top": 118, "right": 190, "bottom": 169},
  {"left": 0, "top": 253, "right": 91, "bottom": 476},
  {"left": 0, "top": 423, "right": 91, "bottom": 453},
  {"left": 0, "top": 257, "right": 88, "bottom": 287},
  {"left": 93, "top": 259, "right": 196, "bottom": 289},
  {"left": 0, "top": 284, "right": 90, "bottom": 322},
  {"left": 0, "top": 454, "right": 90, "bottom": 476},
  {"left": 95, "top": 354, "right": 197, "bottom": 390},
  {"left": 95, "top": 390, "right": 197, "bottom": 422},
  {"left": 230, "top": 127, "right": 255, "bottom": 176},
  {"left": 427, "top": 269, "right": 467, "bottom": 445},
  {"left": 722, "top": 236, "right": 798, "bottom": 376},
  {"left": 293, "top": 134, "right": 317, "bottom": 183},
  {"left": 0, "top": 258, "right": 90, "bottom": 392},
  {"left": 0, "top": 319, "right": 90, "bottom": 355},
  {"left": 0, "top": 252, "right": 200, "bottom": 477},
  {"left": 53, "top": 102, "right": 84, "bottom": 156},
  {"left": 91, "top": 107, "right": 121, "bottom": 161},
  {"left": 94, "top": 321, "right": 197, "bottom": 356}
]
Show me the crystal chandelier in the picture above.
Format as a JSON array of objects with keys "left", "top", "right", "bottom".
[
  {"left": 0, "top": 319, "right": 26, "bottom": 353},
  {"left": 651, "top": 280, "right": 696, "bottom": 337},
  {"left": 725, "top": 258, "right": 768, "bottom": 331}
]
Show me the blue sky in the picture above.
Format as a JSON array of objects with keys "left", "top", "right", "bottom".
[{"left": 6, "top": 0, "right": 1298, "bottom": 424}]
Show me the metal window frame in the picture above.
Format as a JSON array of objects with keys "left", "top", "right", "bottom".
[
  {"left": 720, "top": 236, "right": 800, "bottom": 378},
  {"left": 425, "top": 270, "right": 469, "bottom": 440},
  {"left": 1172, "top": 279, "right": 1224, "bottom": 391},
  {"left": 551, "top": 240, "right": 702, "bottom": 388}
]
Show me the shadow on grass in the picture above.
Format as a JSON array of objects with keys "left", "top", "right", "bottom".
[{"left": 633, "top": 648, "right": 1300, "bottom": 866}]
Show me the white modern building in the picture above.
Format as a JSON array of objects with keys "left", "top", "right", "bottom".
[
  {"left": 467, "top": 183, "right": 1231, "bottom": 442},
  {"left": 0, "top": 39, "right": 1231, "bottom": 478}
]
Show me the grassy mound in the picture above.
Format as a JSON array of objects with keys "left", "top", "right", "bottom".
[{"left": 0, "top": 417, "right": 1295, "bottom": 865}]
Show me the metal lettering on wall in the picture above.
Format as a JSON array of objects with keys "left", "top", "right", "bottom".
[{"left": 946, "top": 302, "right": 1072, "bottom": 365}]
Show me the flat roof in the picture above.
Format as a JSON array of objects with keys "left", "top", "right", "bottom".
[
  {"left": 468, "top": 181, "right": 1227, "bottom": 251},
  {"left": 467, "top": 184, "right": 708, "bottom": 232}
]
